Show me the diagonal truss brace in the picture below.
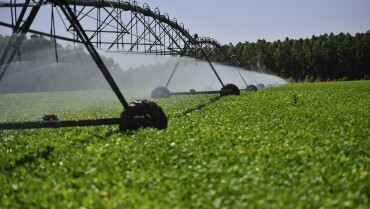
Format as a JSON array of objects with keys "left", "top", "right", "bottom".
[
  {"left": 0, "top": 0, "right": 44, "bottom": 82},
  {"left": 56, "top": 0, "right": 129, "bottom": 109}
]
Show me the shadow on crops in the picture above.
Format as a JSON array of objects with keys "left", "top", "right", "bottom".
[
  {"left": 101, "top": 96, "right": 222, "bottom": 136},
  {"left": 174, "top": 96, "right": 222, "bottom": 118},
  {"left": 2, "top": 145, "right": 54, "bottom": 172}
]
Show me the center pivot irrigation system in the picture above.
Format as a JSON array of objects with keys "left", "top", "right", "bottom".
[{"left": 0, "top": 0, "right": 265, "bottom": 131}]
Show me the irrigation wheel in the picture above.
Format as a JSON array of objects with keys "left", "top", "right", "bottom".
[
  {"left": 120, "top": 100, "right": 168, "bottom": 131},
  {"left": 257, "top": 83, "right": 265, "bottom": 89},
  {"left": 246, "top": 85, "right": 258, "bottom": 91},
  {"left": 151, "top": 86, "right": 171, "bottom": 99},
  {"left": 220, "top": 84, "right": 240, "bottom": 96}
]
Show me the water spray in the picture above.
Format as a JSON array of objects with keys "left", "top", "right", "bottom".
[{"left": 0, "top": 0, "right": 283, "bottom": 132}]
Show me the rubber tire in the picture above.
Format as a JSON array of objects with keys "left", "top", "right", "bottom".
[
  {"left": 220, "top": 84, "right": 240, "bottom": 96},
  {"left": 151, "top": 86, "right": 171, "bottom": 99},
  {"left": 120, "top": 100, "right": 167, "bottom": 131},
  {"left": 246, "top": 85, "right": 258, "bottom": 91},
  {"left": 257, "top": 83, "right": 265, "bottom": 89}
]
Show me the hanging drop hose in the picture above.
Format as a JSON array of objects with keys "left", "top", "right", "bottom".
[
  {"left": 183, "top": 35, "right": 225, "bottom": 88},
  {"left": 252, "top": 62, "right": 269, "bottom": 86},
  {"left": 197, "top": 37, "right": 256, "bottom": 87},
  {"left": 165, "top": 58, "right": 183, "bottom": 88},
  {"left": 198, "top": 48, "right": 225, "bottom": 87},
  {"left": 243, "top": 60, "right": 259, "bottom": 85},
  {"left": 231, "top": 55, "right": 248, "bottom": 87},
  {"left": 228, "top": 52, "right": 258, "bottom": 86}
]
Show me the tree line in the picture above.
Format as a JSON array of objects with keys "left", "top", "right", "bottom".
[
  {"left": 0, "top": 34, "right": 127, "bottom": 93},
  {"left": 223, "top": 31, "right": 370, "bottom": 82},
  {"left": 0, "top": 34, "right": 121, "bottom": 72},
  {"left": 1, "top": 31, "right": 369, "bottom": 83}
]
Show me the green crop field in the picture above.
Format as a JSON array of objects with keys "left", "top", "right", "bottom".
[{"left": 0, "top": 81, "right": 369, "bottom": 209}]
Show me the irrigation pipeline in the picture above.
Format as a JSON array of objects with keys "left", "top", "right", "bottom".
[
  {"left": 0, "top": 0, "right": 274, "bottom": 131},
  {"left": 197, "top": 38, "right": 259, "bottom": 86},
  {"left": 0, "top": 0, "right": 256, "bottom": 87}
]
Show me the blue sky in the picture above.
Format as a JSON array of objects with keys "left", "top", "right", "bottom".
[
  {"left": 0, "top": 0, "right": 369, "bottom": 44},
  {"left": 132, "top": 0, "right": 370, "bottom": 44}
]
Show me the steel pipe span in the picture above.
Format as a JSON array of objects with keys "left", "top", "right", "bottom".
[
  {"left": 0, "top": 0, "right": 262, "bottom": 72},
  {"left": 50, "top": 0, "right": 198, "bottom": 44},
  {"left": 0, "top": 0, "right": 220, "bottom": 49},
  {"left": 0, "top": 0, "right": 266, "bottom": 85},
  {"left": 0, "top": 0, "right": 285, "bottom": 131}
]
